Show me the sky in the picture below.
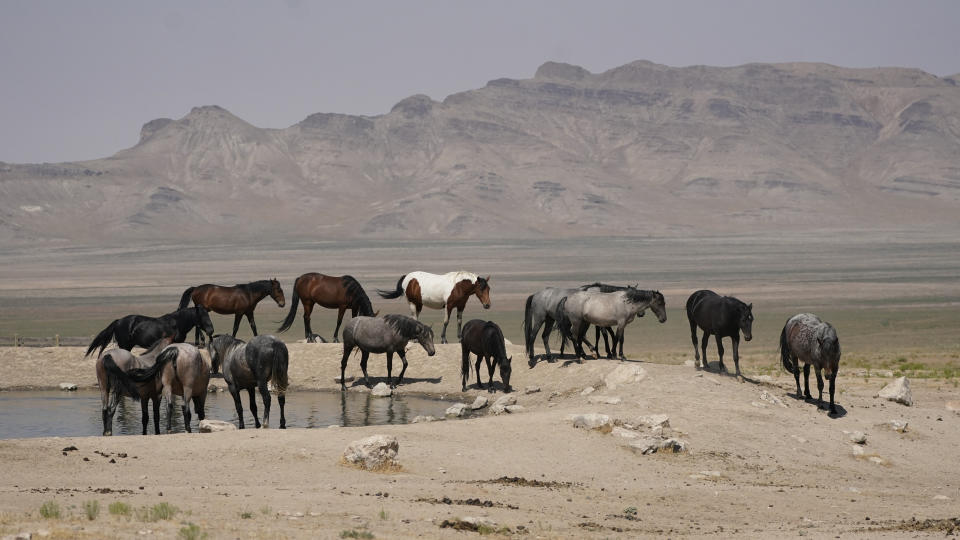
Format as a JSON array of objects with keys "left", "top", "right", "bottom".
[{"left": 1, "top": 0, "right": 958, "bottom": 164}]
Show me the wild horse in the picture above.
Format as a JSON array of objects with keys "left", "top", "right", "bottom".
[
  {"left": 86, "top": 306, "right": 215, "bottom": 358},
  {"left": 557, "top": 288, "right": 667, "bottom": 361},
  {"left": 277, "top": 273, "right": 375, "bottom": 343},
  {"left": 95, "top": 335, "right": 174, "bottom": 436},
  {"left": 340, "top": 314, "right": 435, "bottom": 390},
  {"left": 686, "top": 289, "right": 754, "bottom": 379},
  {"left": 460, "top": 319, "right": 512, "bottom": 393},
  {"left": 179, "top": 278, "right": 285, "bottom": 342},
  {"left": 780, "top": 313, "right": 841, "bottom": 415},
  {"left": 208, "top": 334, "right": 289, "bottom": 428},
  {"left": 377, "top": 271, "right": 490, "bottom": 344}
]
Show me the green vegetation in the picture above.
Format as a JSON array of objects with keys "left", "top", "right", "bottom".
[
  {"left": 378, "top": 507, "right": 389, "bottom": 520},
  {"left": 108, "top": 501, "right": 131, "bottom": 516},
  {"left": 83, "top": 500, "right": 100, "bottom": 520},
  {"left": 340, "top": 530, "right": 374, "bottom": 539},
  {"left": 240, "top": 511, "right": 253, "bottom": 519},
  {"left": 178, "top": 522, "right": 207, "bottom": 540},
  {"left": 39, "top": 501, "right": 61, "bottom": 519},
  {"left": 135, "top": 502, "right": 178, "bottom": 522}
]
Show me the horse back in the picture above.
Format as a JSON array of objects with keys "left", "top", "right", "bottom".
[{"left": 687, "top": 291, "right": 738, "bottom": 335}]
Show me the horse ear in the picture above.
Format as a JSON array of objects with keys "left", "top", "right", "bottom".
[
  {"left": 748, "top": 303, "right": 753, "bottom": 310},
  {"left": 485, "top": 275, "right": 491, "bottom": 282}
]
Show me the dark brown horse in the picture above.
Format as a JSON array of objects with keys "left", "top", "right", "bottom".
[
  {"left": 277, "top": 273, "right": 375, "bottom": 343},
  {"left": 377, "top": 271, "right": 491, "bottom": 344},
  {"left": 686, "top": 289, "right": 753, "bottom": 380},
  {"left": 179, "top": 279, "right": 285, "bottom": 341},
  {"left": 460, "top": 319, "right": 512, "bottom": 393}
]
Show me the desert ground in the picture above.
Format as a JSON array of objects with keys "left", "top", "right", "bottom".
[{"left": 1, "top": 232, "right": 959, "bottom": 538}]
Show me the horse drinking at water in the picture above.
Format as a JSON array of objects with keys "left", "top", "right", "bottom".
[
  {"left": 179, "top": 279, "right": 285, "bottom": 342},
  {"left": 86, "top": 306, "right": 214, "bottom": 358},
  {"left": 207, "top": 334, "right": 289, "bottom": 429},
  {"left": 277, "top": 273, "right": 375, "bottom": 343},
  {"left": 104, "top": 342, "right": 210, "bottom": 433},
  {"left": 340, "top": 314, "right": 435, "bottom": 390},
  {"left": 557, "top": 288, "right": 666, "bottom": 361},
  {"left": 686, "top": 289, "right": 753, "bottom": 379},
  {"left": 95, "top": 335, "right": 175, "bottom": 436},
  {"left": 780, "top": 313, "right": 841, "bottom": 415},
  {"left": 377, "top": 271, "right": 490, "bottom": 344},
  {"left": 460, "top": 319, "right": 512, "bottom": 393}
]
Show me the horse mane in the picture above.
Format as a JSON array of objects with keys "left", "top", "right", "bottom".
[
  {"left": 342, "top": 275, "right": 375, "bottom": 316},
  {"left": 724, "top": 295, "right": 751, "bottom": 312},
  {"left": 239, "top": 280, "right": 274, "bottom": 295},
  {"left": 483, "top": 322, "right": 508, "bottom": 359},
  {"left": 580, "top": 282, "right": 628, "bottom": 293},
  {"left": 451, "top": 271, "right": 478, "bottom": 284},
  {"left": 624, "top": 288, "right": 657, "bottom": 304},
  {"left": 383, "top": 314, "right": 427, "bottom": 339}
]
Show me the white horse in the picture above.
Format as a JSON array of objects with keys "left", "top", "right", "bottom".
[
  {"left": 377, "top": 271, "right": 491, "bottom": 343},
  {"left": 557, "top": 288, "right": 667, "bottom": 361}
]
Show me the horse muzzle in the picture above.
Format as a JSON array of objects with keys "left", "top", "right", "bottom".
[
  {"left": 744, "top": 335, "right": 753, "bottom": 342},
  {"left": 483, "top": 303, "right": 491, "bottom": 309}
]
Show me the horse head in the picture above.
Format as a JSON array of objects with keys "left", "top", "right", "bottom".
[
  {"left": 818, "top": 326, "right": 841, "bottom": 375},
  {"left": 500, "top": 355, "right": 512, "bottom": 393},
  {"left": 417, "top": 323, "right": 436, "bottom": 356},
  {"left": 649, "top": 291, "right": 668, "bottom": 323},
  {"left": 475, "top": 276, "right": 492, "bottom": 309},
  {"left": 739, "top": 303, "right": 754, "bottom": 341},
  {"left": 270, "top": 278, "right": 286, "bottom": 308},
  {"left": 196, "top": 307, "right": 216, "bottom": 341}
]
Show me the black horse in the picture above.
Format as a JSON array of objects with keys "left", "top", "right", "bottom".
[
  {"left": 207, "top": 334, "right": 289, "bottom": 429},
  {"left": 685, "top": 290, "right": 753, "bottom": 379},
  {"left": 86, "top": 306, "right": 215, "bottom": 358},
  {"left": 460, "top": 319, "right": 512, "bottom": 393}
]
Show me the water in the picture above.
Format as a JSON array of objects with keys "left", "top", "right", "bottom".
[{"left": 0, "top": 390, "right": 459, "bottom": 438}]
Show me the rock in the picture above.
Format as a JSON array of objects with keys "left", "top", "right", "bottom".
[
  {"left": 851, "top": 445, "right": 865, "bottom": 456},
  {"left": 876, "top": 377, "right": 913, "bottom": 406},
  {"left": 587, "top": 395, "right": 623, "bottom": 405},
  {"left": 524, "top": 386, "right": 541, "bottom": 394},
  {"left": 461, "top": 516, "right": 497, "bottom": 528},
  {"left": 411, "top": 415, "right": 438, "bottom": 423},
  {"left": 791, "top": 435, "right": 808, "bottom": 444},
  {"left": 568, "top": 413, "right": 612, "bottom": 431},
  {"left": 880, "top": 420, "right": 908, "bottom": 432},
  {"left": 58, "top": 382, "right": 77, "bottom": 391},
  {"left": 493, "top": 394, "right": 517, "bottom": 408},
  {"left": 207, "top": 384, "right": 219, "bottom": 393},
  {"left": 612, "top": 426, "right": 640, "bottom": 439},
  {"left": 580, "top": 386, "right": 595, "bottom": 396},
  {"left": 683, "top": 359, "right": 696, "bottom": 367},
  {"left": 604, "top": 364, "right": 647, "bottom": 390},
  {"left": 4, "top": 533, "right": 31, "bottom": 540},
  {"left": 342, "top": 434, "right": 399, "bottom": 470},
  {"left": 198, "top": 419, "right": 237, "bottom": 432},
  {"left": 634, "top": 414, "right": 670, "bottom": 428},
  {"left": 371, "top": 382, "right": 392, "bottom": 397},
  {"left": 445, "top": 403, "right": 468, "bottom": 417},
  {"left": 505, "top": 405, "right": 525, "bottom": 414},
  {"left": 849, "top": 431, "right": 867, "bottom": 444},
  {"left": 470, "top": 396, "right": 489, "bottom": 410},
  {"left": 659, "top": 438, "right": 687, "bottom": 453},
  {"left": 945, "top": 401, "right": 960, "bottom": 412},
  {"left": 759, "top": 390, "right": 788, "bottom": 408},
  {"left": 629, "top": 437, "right": 687, "bottom": 455},
  {"left": 933, "top": 495, "right": 951, "bottom": 501}
]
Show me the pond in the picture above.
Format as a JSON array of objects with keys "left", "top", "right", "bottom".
[{"left": 0, "top": 390, "right": 462, "bottom": 439}]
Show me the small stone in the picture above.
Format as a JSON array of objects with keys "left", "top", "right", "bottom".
[
  {"left": 791, "top": 435, "right": 808, "bottom": 444},
  {"left": 371, "top": 382, "right": 393, "bottom": 397},
  {"left": 879, "top": 420, "right": 908, "bottom": 432},
  {"left": 867, "top": 456, "right": 885, "bottom": 465},
  {"left": 445, "top": 403, "right": 468, "bottom": 417},
  {"left": 504, "top": 405, "right": 525, "bottom": 414},
  {"left": 411, "top": 415, "right": 438, "bottom": 423},
  {"left": 876, "top": 377, "right": 913, "bottom": 406},
  {"left": 58, "top": 383, "right": 77, "bottom": 391},
  {"left": 198, "top": 419, "right": 237, "bottom": 432},
  {"left": 759, "top": 390, "right": 788, "bottom": 408},
  {"left": 945, "top": 401, "right": 960, "bottom": 412},
  {"left": 933, "top": 495, "right": 951, "bottom": 501},
  {"left": 292, "top": 512, "right": 304, "bottom": 517},
  {"left": 470, "top": 396, "right": 489, "bottom": 410},
  {"left": 635, "top": 414, "right": 670, "bottom": 428},
  {"left": 604, "top": 364, "right": 647, "bottom": 390},
  {"left": 524, "top": 386, "right": 541, "bottom": 394},
  {"left": 461, "top": 516, "right": 497, "bottom": 528},
  {"left": 587, "top": 395, "right": 623, "bottom": 405},
  {"left": 493, "top": 394, "right": 517, "bottom": 408},
  {"left": 683, "top": 359, "right": 696, "bottom": 367},
  {"left": 342, "top": 434, "right": 399, "bottom": 470},
  {"left": 580, "top": 386, "right": 595, "bottom": 396},
  {"left": 851, "top": 445, "right": 865, "bottom": 456},
  {"left": 849, "top": 431, "right": 867, "bottom": 444},
  {"left": 568, "top": 413, "right": 612, "bottom": 431}
]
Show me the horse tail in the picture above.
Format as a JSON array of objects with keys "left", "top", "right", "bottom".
[
  {"left": 125, "top": 347, "right": 177, "bottom": 383},
  {"left": 178, "top": 286, "right": 196, "bottom": 310},
  {"left": 86, "top": 319, "right": 119, "bottom": 358},
  {"left": 522, "top": 294, "right": 535, "bottom": 359},
  {"left": 555, "top": 297, "right": 573, "bottom": 341},
  {"left": 102, "top": 353, "right": 142, "bottom": 401},
  {"left": 343, "top": 275, "right": 375, "bottom": 316},
  {"left": 779, "top": 322, "right": 795, "bottom": 373},
  {"left": 277, "top": 278, "right": 301, "bottom": 333},
  {"left": 376, "top": 274, "right": 406, "bottom": 299},
  {"left": 270, "top": 340, "right": 289, "bottom": 393}
]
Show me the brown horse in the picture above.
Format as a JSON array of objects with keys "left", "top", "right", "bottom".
[
  {"left": 377, "top": 271, "right": 491, "bottom": 344},
  {"left": 277, "top": 273, "right": 375, "bottom": 343},
  {"left": 96, "top": 335, "right": 175, "bottom": 436},
  {"left": 179, "top": 278, "right": 285, "bottom": 341}
]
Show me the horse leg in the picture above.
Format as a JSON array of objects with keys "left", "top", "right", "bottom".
[
  {"left": 441, "top": 306, "right": 452, "bottom": 344},
  {"left": 828, "top": 372, "right": 838, "bottom": 415},
  {"left": 802, "top": 364, "right": 812, "bottom": 399},
  {"left": 152, "top": 397, "right": 161, "bottom": 435},
  {"left": 732, "top": 336, "right": 743, "bottom": 382},
  {"left": 395, "top": 350, "right": 409, "bottom": 388},
  {"left": 617, "top": 327, "right": 626, "bottom": 359},
  {"left": 232, "top": 313, "right": 243, "bottom": 337},
  {"left": 360, "top": 351, "right": 371, "bottom": 388},
  {"left": 258, "top": 379, "right": 271, "bottom": 429},
  {"left": 302, "top": 301, "right": 315, "bottom": 342},
  {"left": 541, "top": 318, "right": 555, "bottom": 361},
  {"left": 475, "top": 355, "right": 484, "bottom": 390},
  {"left": 814, "top": 366, "right": 825, "bottom": 410},
  {"left": 246, "top": 311, "right": 258, "bottom": 337},
  {"left": 485, "top": 356, "right": 496, "bottom": 391},
  {"left": 615, "top": 325, "right": 627, "bottom": 361},
  {"left": 247, "top": 387, "right": 261, "bottom": 428},
  {"left": 193, "top": 394, "right": 205, "bottom": 422},
  {"left": 164, "top": 387, "right": 175, "bottom": 433},
  {"left": 141, "top": 398, "right": 150, "bottom": 435},
  {"left": 340, "top": 344, "right": 353, "bottom": 391},
  {"left": 386, "top": 351, "right": 394, "bottom": 387},
  {"left": 716, "top": 337, "right": 726, "bottom": 373},
  {"left": 277, "top": 392, "right": 286, "bottom": 429},
  {"left": 456, "top": 307, "right": 465, "bottom": 342},
  {"left": 228, "top": 384, "right": 245, "bottom": 429},
  {"left": 792, "top": 355, "right": 803, "bottom": 397},
  {"left": 100, "top": 381, "right": 113, "bottom": 436},
  {"left": 689, "top": 320, "right": 701, "bottom": 369},
  {"left": 181, "top": 391, "right": 193, "bottom": 433},
  {"left": 333, "top": 307, "right": 346, "bottom": 343},
  {"left": 461, "top": 348, "right": 470, "bottom": 391},
  {"left": 700, "top": 333, "right": 711, "bottom": 371}
]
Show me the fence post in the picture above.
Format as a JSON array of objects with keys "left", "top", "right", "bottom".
[
  {"left": 13, "top": 333, "right": 19, "bottom": 347},
  {"left": 55, "top": 334, "right": 61, "bottom": 347}
]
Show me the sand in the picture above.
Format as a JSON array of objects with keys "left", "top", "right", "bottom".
[{"left": 1, "top": 343, "right": 959, "bottom": 539}]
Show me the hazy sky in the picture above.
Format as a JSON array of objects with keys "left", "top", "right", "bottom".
[{"left": 2, "top": 0, "right": 958, "bottom": 163}]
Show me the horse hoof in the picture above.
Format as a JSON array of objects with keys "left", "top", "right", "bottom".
[{"left": 736, "top": 375, "right": 744, "bottom": 383}]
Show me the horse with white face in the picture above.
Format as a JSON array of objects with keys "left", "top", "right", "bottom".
[{"left": 377, "top": 271, "right": 491, "bottom": 344}]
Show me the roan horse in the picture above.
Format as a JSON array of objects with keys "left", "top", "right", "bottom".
[
  {"left": 207, "top": 334, "right": 289, "bottom": 429},
  {"left": 460, "top": 319, "right": 512, "bottom": 393},
  {"left": 340, "top": 314, "right": 436, "bottom": 390},
  {"left": 95, "top": 335, "right": 175, "bottom": 436},
  {"left": 686, "top": 289, "right": 754, "bottom": 380},
  {"left": 277, "top": 273, "right": 375, "bottom": 343},
  {"left": 557, "top": 288, "right": 667, "bottom": 361},
  {"left": 86, "top": 306, "right": 215, "bottom": 358},
  {"left": 377, "top": 271, "right": 491, "bottom": 344},
  {"left": 104, "top": 342, "right": 210, "bottom": 433},
  {"left": 780, "top": 313, "right": 841, "bottom": 415},
  {"left": 179, "top": 278, "right": 285, "bottom": 342}
]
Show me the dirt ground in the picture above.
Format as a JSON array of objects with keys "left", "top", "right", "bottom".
[{"left": 1, "top": 342, "right": 959, "bottom": 539}]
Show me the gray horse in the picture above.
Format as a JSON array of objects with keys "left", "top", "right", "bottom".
[
  {"left": 557, "top": 288, "right": 667, "bottom": 361},
  {"left": 340, "top": 314, "right": 435, "bottom": 390},
  {"left": 207, "top": 334, "right": 289, "bottom": 429},
  {"left": 780, "top": 313, "right": 841, "bottom": 415},
  {"left": 96, "top": 335, "right": 174, "bottom": 436},
  {"left": 522, "top": 287, "right": 579, "bottom": 363}
]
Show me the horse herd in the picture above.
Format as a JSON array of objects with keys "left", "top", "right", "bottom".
[{"left": 87, "top": 270, "right": 842, "bottom": 436}]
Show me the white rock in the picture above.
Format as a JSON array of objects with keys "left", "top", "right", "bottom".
[
  {"left": 493, "top": 394, "right": 517, "bottom": 408},
  {"left": 849, "top": 431, "right": 867, "bottom": 444},
  {"left": 867, "top": 456, "right": 886, "bottom": 465},
  {"left": 933, "top": 495, "right": 951, "bottom": 501},
  {"left": 445, "top": 403, "right": 468, "bottom": 417},
  {"left": 683, "top": 359, "right": 696, "bottom": 367},
  {"left": 587, "top": 395, "right": 623, "bottom": 405},
  {"left": 524, "top": 386, "right": 541, "bottom": 394},
  {"left": 880, "top": 419, "right": 909, "bottom": 432},
  {"left": 876, "top": 377, "right": 913, "bottom": 406},
  {"left": 635, "top": 414, "right": 670, "bottom": 428},
  {"left": 371, "top": 382, "right": 392, "bottom": 397},
  {"left": 470, "top": 396, "right": 489, "bottom": 410},
  {"left": 659, "top": 438, "right": 687, "bottom": 453},
  {"left": 58, "top": 383, "right": 77, "bottom": 391},
  {"left": 580, "top": 386, "right": 595, "bottom": 396},
  {"left": 461, "top": 516, "right": 497, "bottom": 528},
  {"left": 504, "top": 405, "right": 525, "bottom": 414},
  {"left": 629, "top": 437, "right": 687, "bottom": 455},
  {"left": 759, "top": 390, "right": 788, "bottom": 408},
  {"left": 411, "top": 415, "right": 438, "bottom": 423},
  {"left": 791, "top": 435, "right": 808, "bottom": 444},
  {"left": 568, "top": 413, "right": 612, "bottom": 431},
  {"left": 342, "top": 434, "right": 399, "bottom": 470},
  {"left": 604, "top": 364, "right": 647, "bottom": 390},
  {"left": 612, "top": 426, "right": 640, "bottom": 439},
  {"left": 851, "top": 445, "right": 865, "bottom": 456},
  {"left": 945, "top": 401, "right": 960, "bottom": 412},
  {"left": 198, "top": 419, "right": 237, "bottom": 432}
]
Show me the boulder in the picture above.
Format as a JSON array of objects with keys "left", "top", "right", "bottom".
[
  {"left": 470, "top": 396, "right": 489, "bottom": 410},
  {"left": 587, "top": 396, "right": 623, "bottom": 405},
  {"left": 411, "top": 415, "right": 438, "bottom": 423},
  {"left": 849, "top": 431, "right": 867, "bottom": 444},
  {"left": 612, "top": 426, "right": 640, "bottom": 439},
  {"left": 342, "top": 434, "right": 399, "bottom": 470},
  {"left": 604, "top": 364, "right": 647, "bottom": 390},
  {"left": 634, "top": 414, "right": 670, "bottom": 428},
  {"left": 504, "top": 405, "right": 525, "bottom": 414},
  {"left": 493, "top": 394, "right": 517, "bottom": 408},
  {"left": 568, "top": 413, "right": 612, "bottom": 431},
  {"left": 371, "top": 382, "right": 392, "bottom": 397},
  {"left": 876, "top": 377, "right": 913, "bottom": 406},
  {"left": 198, "top": 419, "right": 237, "bottom": 433},
  {"left": 58, "top": 382, "right": 77, "bottom": 391},
  {"left": 629, "top": 437, "right": 687, "bottom": 455},
  {"left": 445, "top": 403, "right": 468, "bottom": 417},
  {"left": 580, "top": 386, "right": 595, "bottom": 396},
  {"left": 524, "top": 386, "right": 541, "bottom": 394}
]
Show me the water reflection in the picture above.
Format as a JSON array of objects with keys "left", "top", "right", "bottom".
[{"left": 0, "top": 390, "right": 457, "bottom": 439}]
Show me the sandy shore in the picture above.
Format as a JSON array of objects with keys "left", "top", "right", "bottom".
[{"left": 1, "top": 344, "right": 959, "bottom": 538}]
